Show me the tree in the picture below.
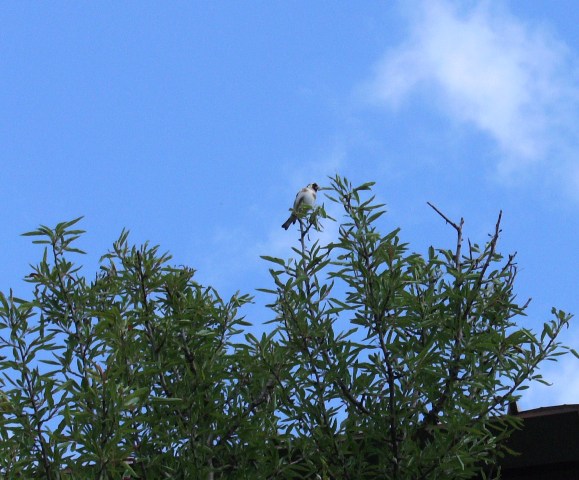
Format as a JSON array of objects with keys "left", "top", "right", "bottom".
[{"left": 0, "top": 175, "right": 576, "bottom": 479}]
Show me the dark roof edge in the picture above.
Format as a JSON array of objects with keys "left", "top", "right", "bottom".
[{"left": 514, "top": 403, "right": 579, "bottom": 419}]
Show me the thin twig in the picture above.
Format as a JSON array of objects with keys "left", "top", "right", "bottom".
[
  {"left": 427, "top": 202, "right": 464, "bottom": 268},
  {"left": 427, "top": 202, "right": 461, "bottom": 233}
]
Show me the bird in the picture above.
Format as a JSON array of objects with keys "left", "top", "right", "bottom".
[{"left": 282, "top": 183, "right": 320, "bottom": 230}]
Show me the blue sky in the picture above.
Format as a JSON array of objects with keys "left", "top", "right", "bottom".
[{"left": 1, "top": 1, "right": 578, "bottom": 410}]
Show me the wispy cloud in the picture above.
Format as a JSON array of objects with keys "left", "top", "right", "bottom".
[
  {"left": 520, "top": 330, "right": 579, "bottom": 409},
  {"left": 366, "top": 0, "right": 579, "bottom": 175}
]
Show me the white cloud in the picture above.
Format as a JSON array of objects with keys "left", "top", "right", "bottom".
[
  {"left": 367, "top": 0, "right": 579, "bottom": 175},
  {"left": 522, "top": 355, "right": 579, "bottom": 410}
]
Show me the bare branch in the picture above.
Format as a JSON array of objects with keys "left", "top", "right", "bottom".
[
  {"left": 427, "top": 201, "right": 462, "bottom": 234},
  {"left": 427, "top": 202, "right": 464, "bottom": 268}
]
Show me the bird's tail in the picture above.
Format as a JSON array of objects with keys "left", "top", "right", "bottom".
[{"left": 281, "top": 214, "right": 296, "bottom": 230}]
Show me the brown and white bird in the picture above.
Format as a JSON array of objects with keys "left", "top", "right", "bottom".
[{"left": 282, "top": 183, "right": 320, "bottom": 230}]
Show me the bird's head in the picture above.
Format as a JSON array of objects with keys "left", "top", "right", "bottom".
[{"left": 310, "top": 183, "right": 320, "bottom": 191}]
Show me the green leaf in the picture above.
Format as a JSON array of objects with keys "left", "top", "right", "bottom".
[
  {"left": 150, "top": 397, "right": 184, "bottom": 404},
  {"left": 260, "top": 255, "right": 286, "bottom": 266}
]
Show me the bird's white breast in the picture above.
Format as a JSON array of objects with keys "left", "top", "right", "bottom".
[{"left": 294, "top": 189, "right": 316, "bottom": 209}]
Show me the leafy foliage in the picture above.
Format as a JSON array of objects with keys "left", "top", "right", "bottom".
[{"left": 0, "top": 176, "right": 575, "bottom": 479}]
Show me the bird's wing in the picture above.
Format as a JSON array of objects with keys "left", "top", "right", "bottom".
[{"left": 292, "top": 188, "right": 308, "bottom": 209}]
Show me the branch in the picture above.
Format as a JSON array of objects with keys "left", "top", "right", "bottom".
[
  {"left": 427, "top": 202, "right": 462, "bottom": 233},
  {"left": 298, "top": 220, "right": 370, "bottom": 417},
  {"left": 462, "top": 210, "right": 503, "bottom": 321},
  {"left": 216, "top": 378, "right": 275, "bottom": 448},
  {"left": 421, "top": 210, "right": 505, "bottom": 430},
  {"left": 427, "top": 202, "right": 464, "bottom": 269}
]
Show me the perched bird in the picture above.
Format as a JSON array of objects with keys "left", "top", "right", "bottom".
[{"left": 282, "top": 183, "right": 320, "bottom": 230}]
